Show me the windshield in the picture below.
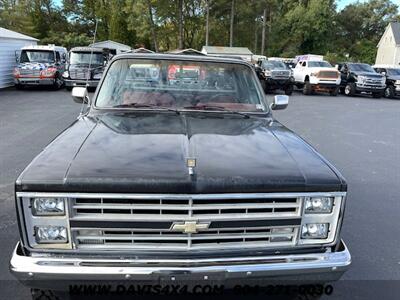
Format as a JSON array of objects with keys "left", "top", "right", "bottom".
[
  {"left": 308, "top": 61, "right": 332, "bottom": 68},
  {"left": 262, "top": 60, "right": 288, "bottom": 70},
  {"left": 96, "top": 59, "right": 265, "bottom": 113},
  {"left": 387, "top": 68, "right": 400, "bottom": 76},
  {"left": 349, "top": 63, "right": 375, "bottom": 73},
  {"left": 20, "top": 50, "right": 55, "bottom": 63},
  {"left": 70, "top": 52, "right": 104, "bottom": 65}
]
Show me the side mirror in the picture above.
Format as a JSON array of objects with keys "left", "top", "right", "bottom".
[
  {"left": 270, "top": 95, "right": 289, "bottom": 110},
  {"left": 15, "top": 50, "right": 21, "bottom": 63},
  {"left": 381, "top": 71, "right": 386, "bottom": 76},
  {"left": 72, "top": 87, "right": 89, "bottom": 104}
]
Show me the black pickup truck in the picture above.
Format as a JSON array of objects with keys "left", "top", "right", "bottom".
[
  {"left": 373, "top": 66, "right": 400, "bottom": 99},
  {"left": 338, "top": 62, "right": 386, "bottom": 98},
  {"left": 10, "top": 54, "right": 350, "bottom": 299},
  {"left": 255, "top": 59, "right": 294, "bottom": 95}
]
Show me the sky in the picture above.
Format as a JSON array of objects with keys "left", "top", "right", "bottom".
[{"left": 338, "top": 0, "right": 400, "bottom": 10}]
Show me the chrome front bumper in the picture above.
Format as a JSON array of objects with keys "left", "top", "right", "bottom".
[
  {"left": 14, "top": 78, "right": 55, "bottom": 85},
  {"left": 10, "top": 241, "right": 351, "bottom": 289}
]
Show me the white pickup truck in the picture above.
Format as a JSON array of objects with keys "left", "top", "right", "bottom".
[{"left": 293, "top": 58, "right": 341, "bottom": 96}]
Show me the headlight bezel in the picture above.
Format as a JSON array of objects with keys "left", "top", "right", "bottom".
[
  {"left": 298, "top": 194, "right": 345, "bottom": 246},
  {"left": 19, "top": 193, "right": 72, "bottom": 250}
]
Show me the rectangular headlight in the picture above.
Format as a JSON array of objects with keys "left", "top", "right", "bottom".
[
  {"left": 35, "top": 226, "right": 68, "bottom": 244},
  {"left": 32, "top": 197, "right": 65, "bottom": 216},
  {"left": 301, "top": 223, "right": 329, "bottom": 239},
  {"left": 304, "top": 197, "right": 333, "bottom": 214}
]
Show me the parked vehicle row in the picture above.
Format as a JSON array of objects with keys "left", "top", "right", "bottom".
[
  {"left": 254, "top": 55, "right": 398, "bottom": 99},
  {"left": 13, "top": 44, "right": 110, "bottom": 91}
]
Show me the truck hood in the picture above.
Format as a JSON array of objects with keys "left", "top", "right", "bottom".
[
  {"left": 17, "top": 112, "right": 345, "bottom": 193},
  {"left": 386, "top": 75, "right": 400, "bottom": 81},
  {"left": 352, "top": 71, "right": 384, "bottom": 79}
]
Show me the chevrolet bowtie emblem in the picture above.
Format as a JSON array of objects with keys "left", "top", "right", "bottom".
[{"left": 171, "top": 221, "right": 210, "bottom": 234}]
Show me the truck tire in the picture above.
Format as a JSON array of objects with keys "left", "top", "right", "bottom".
[
  {"left": 344, "top": 83, "right": 356, "bottom": 96},
  {"left": 52, "top": 74, "right": 63, "bottom": 90},
  {"left": 285, "top": 85, "right": 293, "bottom": 95},
  {"left": 384, "top": 85, "right": 395, "bottom": 99},
  {"left": 303, "top": 80, "right": 312, "bottom": 95}
]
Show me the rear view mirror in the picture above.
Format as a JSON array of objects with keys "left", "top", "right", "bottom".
[
  {"left": 271, "top": 95, "right": 289, "bottom": 110},
  {"left": 72, "top": 87, "right": 89, "bottom": 104}
]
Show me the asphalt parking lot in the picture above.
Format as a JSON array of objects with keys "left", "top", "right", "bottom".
[{"left": 0, "top": 88, "right": 399, "bottom": 299}]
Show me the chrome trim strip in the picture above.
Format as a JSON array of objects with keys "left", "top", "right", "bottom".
[
  {"left": 10, "top": 241, "right": 351, "bottom": 281},
  {"left": 16, "top": 192, "right": 346, "bottom": 199}
]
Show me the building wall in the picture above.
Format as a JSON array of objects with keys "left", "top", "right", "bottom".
[
  {"left": 375, "top": 27, "right": 400, "bottom": 65},
  {"left": 0, "top": 38, "right": 37, "bottom": 88}
]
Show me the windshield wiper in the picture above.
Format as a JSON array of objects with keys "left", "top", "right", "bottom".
[
  {"left": 183, "top": 104, "right": 253, "bottom": 119},
  {"left": 112, "top": 103, "right": 180, "bottom": 114}
]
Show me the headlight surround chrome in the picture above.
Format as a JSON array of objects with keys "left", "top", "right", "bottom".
[
  {"left": 298, "top": 194, "right": 345, "bottom": 246},
  {"left": 32, "top": 197, "right": 66, "bottom": 216}
]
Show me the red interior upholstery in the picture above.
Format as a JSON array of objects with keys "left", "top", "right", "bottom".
[{"left": 122, "top": 91, "right": 175, "bottom": 106}]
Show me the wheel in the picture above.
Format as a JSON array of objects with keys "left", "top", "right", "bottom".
[
  {"left": 344, "top": 83, "right": 356, "bottom": 96},
  {"left": 384, "top": 85, "right": 395, "bottom": 99},
  {"left": 15, "top": 84, "right": 24, "bottom": 90},
  {"left": 52, "top": 74, "right": 63, "bottom": 90},
  {"left": 66, "top": 86, "right": 73, "bottom": 91},
  {"left": 329, "top": 87, "right": 339, "bottom": 96},
  {"left": 303, "top": 80, "right": 312, "bottom": 95},
  {"left": 372, "top": 92, "right": 383, "bottom": 99},
  {"left": 340, "top": 87, "right": 345, "bottom": 94},
  {"left": 284, "top": 85, "right": 293, "bottom": 95}
]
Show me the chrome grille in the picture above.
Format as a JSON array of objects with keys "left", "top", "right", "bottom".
[
  {"left": 73, "top": 226, "right": 298, "bottom": 250},
  {"left": 70, "top": 69, "right": 90, "bottom": 80},
  {"left": 18, "top": 192, "right": 346, "bottom": 252},
  {"left": 271, "top": 70, "right": 290, "bottom": 79},
  {"left": 68, "top": 194, "right": 302, "bottom": 251},
  {"left": 365, "top": 78, "right": 382, "bottom": 85},
  {"left": 317, "top": 71, "right": 338, "bottom": 79},
  {"left": 19, "top": 69, "right": 40, "bottom": 76}
]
